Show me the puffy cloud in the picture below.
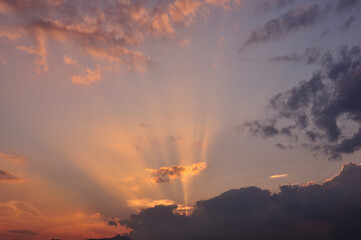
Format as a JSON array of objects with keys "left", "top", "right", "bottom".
[
  {"left": 8, "top": 229, "right": 38, "bottom": 235},
  {"left": 0, "top": 169, "right": 21, "bottom": 182},
  {"left": 146, "top": 162, "right": 207, "bottom": 183},
  {"left": 245, "top": 44, "right": 361, "bottom": 160},
  {"left": 71, "top": 67, "right": 102, "bottom": 85},
  {"left": 121, "top": 163, "right": 361, "bottom": 240}
]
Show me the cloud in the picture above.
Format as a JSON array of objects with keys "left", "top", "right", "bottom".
[
  {"left": 8, "top": 229, "right": 38, "bottom": 235},
  {"left": 121, "top": 163, "right": 361, "bottom": 240},
  {"left": 269, "top": 47, "right": 322, "bottom": 65},
  {"left": 146, "top": 162, "right": 207, "bottom": 183},
  {"left": 241, "top": 0, "right": 361, "bottom": 50},
  {"left": 127, "top": 198, "right": 176, "bottom": 209},
  {"left": 86, "top": 235, "right": 131, "bottom": 240},
  {"left": 269, "top": 173, "right": 288, "bottom": 178},
  {"left": 64, "top": 55, "right": 77, "bottom": 65},
  {"left": 245, "top": 44, "right": 361, "bottom": 160},
  {"left": 240, "top": 4, "right": 323, "bottom": 50},
  {"left": 108, "top": 220, "right": 118, "bottom": 227},
  {"left": 0, "top": 169, "right": 21, "bottom": 182},
  {"left": 0, "top": 0, "right": 234, "bottom": 76},
  {"left": 71, "top": 67, "right": 102, "bottom": 85},
  {"left": 0, "top": 152, "right": 25, "bottom": 162}
]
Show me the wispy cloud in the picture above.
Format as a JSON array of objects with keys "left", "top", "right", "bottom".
[{"left": 269, "top": 173, "right": 288, "bottom": 179}]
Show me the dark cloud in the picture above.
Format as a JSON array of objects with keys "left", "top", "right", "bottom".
[
  {"left": 341, "top": 16, "right": 356, "bottom": 30},
  {"left": 275, "top": 143, "right": 287, "bottom": 149},
  {"left": 242, "top": 0, "right": 361, "bottom": 50},
  {"left": 246, "top": 44, "right": 361, "bottom": 160},
  {"left": 269, "top": 47, "right": 322, "bottom": 65},
  {"left": 121, "top": 163, "right": 361, "bottom": 240},
  {"left": 108, "top": 220, "right": 118, "bottom": 226},
  {"left": 87, "top": 235, "right": 131, "bottom": 240},
  {"left": 8, "top": 229, "right": 38, "bottom": 235},
  {"left": 0, "top": 169, "right": 20, "bottom": 182},
  {"left": 240, "top": 4, "right": 323, "bottom": 51}
]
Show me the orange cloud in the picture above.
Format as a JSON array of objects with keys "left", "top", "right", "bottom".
[
  {"left": 147, "top": 162, "right": 207, "bottom": 183},
  {"left": 71, "top": 67, "right": 102, "bottom": 85},
  {"left": 127, "top": 198, "right": 176, "bottom": 209},
  {"left": 168, "top": 0, "right": 200, "bottom": 25},
  {"left": 0, "top": 152, "right": 25, "bottom": 163},
  {"left": 269, "top": 173, "right": 288, "bottom": 179},
  {"left": 63, "top": 55, "right": 77, "bottom": 65}
]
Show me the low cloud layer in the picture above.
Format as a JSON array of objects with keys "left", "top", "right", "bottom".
[
  {"left": 121, "top": 163, "right": 361, "bottom": 240},
  {"left": 8, "top": 229, "right": 38, "bottom": 235},
  {"left": 146, "top": 162, "right": 207, "bottom": 183},
  {"left": 245, "top": 43, "right": 361, "bottom": 160}
]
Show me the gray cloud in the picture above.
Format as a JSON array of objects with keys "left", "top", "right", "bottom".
[
  {"left": 242, "top": 0, "right": 361, "bottom": 50},
  {"left": 108, "top": 220, "right": 118, "bottom": 227},
  {"left": 246, "top": 44, "right": 361, "bottom": 160},
  {"left": 0, "top": 169, "right": 20, "bottom": 182},
  {"left": 121, "top": 163, "right": 361, "bottom": 240},
  {"left": 269, "top": 47, "right": 322, "bottom": 65},
  {"left": 240, "top": 4, "right": 323, "bottom": 51}
]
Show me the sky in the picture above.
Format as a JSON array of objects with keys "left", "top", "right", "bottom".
[{"left": 0, "top": 0, "right": 361, "bottom": 239}]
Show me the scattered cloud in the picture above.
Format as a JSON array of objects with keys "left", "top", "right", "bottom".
[
  {"left": 121, "top": 163, "right": 361, "bottom": 240},
  {"left": 146, "top": 162, "right": 207, "bottom": 183},
  {"left": 71, "top": 67, "right": 102, "bottom": 85}
]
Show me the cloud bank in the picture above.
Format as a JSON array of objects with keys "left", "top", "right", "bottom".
[{"left": 121, "top": 163, "right": 361, "bottom": 240}]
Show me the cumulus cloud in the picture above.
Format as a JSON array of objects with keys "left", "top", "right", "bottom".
[
  {"left": 245, "top": 44, "right": 361, "bottom": 160},
  {"left": 146, "top": 162, "right": 207, "bottom": 183},
  {"left": 121, "top": 163, "right": 361, "bottom": 240},
  {"left": 0, "top": 169, "right": 21, "bottom": 182}
]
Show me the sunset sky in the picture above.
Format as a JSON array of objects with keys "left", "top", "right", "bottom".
[{"left": 1, "top": 0, "right": 361, "bottom": 239}]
